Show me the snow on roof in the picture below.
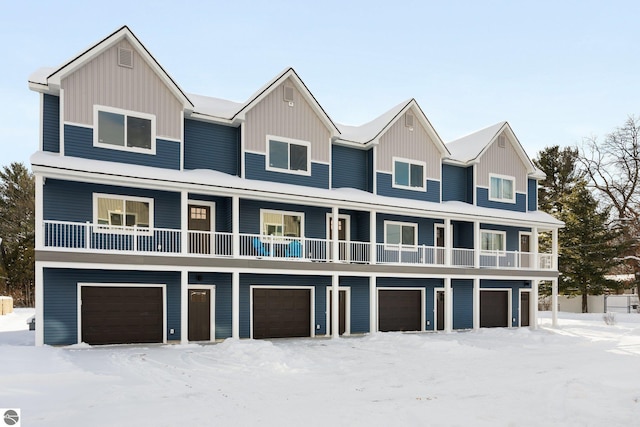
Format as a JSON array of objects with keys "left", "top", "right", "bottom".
[
  {"left": 446, "top": 121, "right": 507, "bottom": 163},
  {"left": 336, "top": 99, "right": 411, "bottom": 144},
  {"left": 187, "top": 93, "right": 244, "bottom": 120},
  {"left": 28, "top": 67, "right": 56, "bottom": 85},
  {"left": 30, "top": 151, "right": 563, "bottom": 228}
]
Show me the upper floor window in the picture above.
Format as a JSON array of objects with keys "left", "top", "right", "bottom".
[
  {"left": 481, "top": 230, "right": 505, "bottom": 252},
  {"left": 94, "top": 106, "right": 156, "bottom": 154},
  {"left": 393, "top": 158, "right": 425, "bottom": 190},
  {"left": 489, "top": 174, "right": 515, "bottom": 203},
  {"left": 266, "top": 136, "right": 310, "bottom": 175},
  {"left": 384, "top": 221, "right": 417, "bottom": 248},
  {"left": 261, "top": 209, "right": 304, "bottom": 238},
  {"left": 93, "top": 193, "right": 153, "bottom": 232}
]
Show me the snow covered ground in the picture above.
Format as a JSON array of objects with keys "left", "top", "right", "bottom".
[{"left": 2, "top": 310, "right": 640, "bottom": 426}]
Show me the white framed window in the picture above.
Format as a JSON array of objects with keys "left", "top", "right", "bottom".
[
  {"left": 489, "top": 173, "right": 515, "bottom": 203},
  {"left": 266, "top": 135, "right": 311, "bottom": 175},
  {"left": 384, "top": 221, "right": 417, "bottom": 249},
  {"left": 93, "top": 105, "right": 156, "bottom": 154},
  {"left": 481, "top": 230, "right": 506, "bottom": 252},
  {"left": 260, "top": 209, "right": 304, "bottom": 239},
  {"left": 393, "top": 157, "right": 425, "bottom": 190},
  {"left": 93, "top": 193, "right": 153, "bottom": 232}
]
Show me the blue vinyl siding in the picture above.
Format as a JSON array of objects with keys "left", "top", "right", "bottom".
[
  {"left": 376, "top": 172, "right": 440, "bottom": 202},
  {"left": 187, "top": 194, "right": 232, "bottom": 232},
  {"left": 476, "top": 187, "right": 527, "bottom": 212},
  {"left": 481, "top": 280, "right": 531, "bottom": 327},
  {"left": 332, "top": 145, "right": 371, "bottom": 191},
  {"left": 528, "top": 179, "right": 537, "bottom": 211},
  {"left": 239, "top": 274, "right": 331, "bottom": 338},
  {"left": 452, "top": 279, "right": 473, "bottom": 330},
  {"left": 376, "top": 277, "right": 442, "bottom": 331},
  {"left": 376, "top": 213, "right": 441, "bottom": 246},
  {"left": 184, "top": 119, "right": 239, "bottom": 175},
  {"left": 43, "top": 94, "right": 60, "bottom": 153},
  {"left": 189, "top": 272, "right": 232, "bottom": 339},
  {"left": 339, "top": 276, "right": 370, "bottom": 334},
  {"left": 452, "top": 221, "right": 474, "bottom": 249},
  {"left": 245, "top": 152, "right": 329, "bottom": 189},
  {"left": 43, "top": 179, "right": 180, "bottom": 229},
  {"left": 43, "top": 268, "right": 181, "bottom": 345},
  {"left": 239, "top": 199, "right": 329, "bottom": 238},
  {"left": 480, "top": 224, "right": 531, "bottom": 251},
  {"left": 340, "top": 209, "right": 370, "bottom": 242},
  {"left": 64, "top": 124, "right": 180, "bottom": 170},
  {"left": 442, "top": 164, "right": 472, "bottom": 203}
]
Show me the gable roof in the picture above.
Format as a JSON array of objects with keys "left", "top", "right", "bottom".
[
  {"left": 28, "top": 25, "right": 193, "bottom": 109},
  {"left": 446, "top": 121, "right": 544, "bottom": 177},
  {"left": 335, "top": 99, "right": 450, "bottom": 156}
]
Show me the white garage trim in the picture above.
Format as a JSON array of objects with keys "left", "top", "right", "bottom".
[{"left": 249, "top": 285, "right": 315, "bottom": 339}]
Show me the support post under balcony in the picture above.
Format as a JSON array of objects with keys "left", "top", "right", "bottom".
[
  {"left": 531, "top": 279, "right": 539, "bottom": 330},
  {"left": 35, "top": 175, "right": 44, "bottom": 249},
  {"left": 331, "top": 206, "right": 339, "bottom": 263},
  {"left": 552, "top": 278, "right": 559, "bottom": 328},
  {"left": 444, "top": 277, "right": 452, "bottom": 332},
  {"left": 331, "top": 274, "right": 339, "bottom": 338},
  {"left": 369, "top": 275, "right": 377, "bottom": 333},
  {"left": 180, "top": 270, "right": 188, "bottom": 344},
  {"left": 232, "top": 271, "right": 239, "bottom": 339},
  {"left": 444, "top": 219, "right": 451, "bottom": 266},
  {"left": 370, "top": 210, "right": 377, "bottom": 265},
  {"left": 181, "top": 191, "right": 188, "bottom": 254},
  {"left": 473, "top": 278, "right": 480, "bottom": 330},
  {"left": 473, "top": 221, "right": 480, "bottom": 268},
  {"left": 532, "top": 227, "right": 539, "bottom": 269},
  {"left": 232, "top": 196, "right": 240, "bottom": 258},
  {"left": 552, "top": 228, "right": 558, "bottom": 270}
]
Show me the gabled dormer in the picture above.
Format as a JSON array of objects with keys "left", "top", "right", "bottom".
[
  {"left": 446, "top": 122, "right": 544, "bottom": 212},
  {"left": 29, "top": 26, "right": 193, "bottom": 170},
  {"left": 334, "top": 99, "right": 449, "bottom": 202}
]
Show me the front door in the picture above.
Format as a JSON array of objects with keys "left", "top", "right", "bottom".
[
  {"left": 436, "top": 290, "right": 445, "bottom": 331},
  {"left": 329, "top": 216, "right": 349, "bottom": 261},
  {"left": 188, "top": 203, "right": 212, "bottom": 254},
  {"left": 435, "top": 225, "right": 445, "bottom": 264},
  {"left": 188, "top": 289, "right": 211, "bottom": 341},
  {"left": 520, "top": 233, "right": 531, "bottom": 268},
  {"left": 328, "top": 289, "right": 347, "bottom": 335},
  {"left": 520, "top": 291, "right": 530, "bottom": 327}
]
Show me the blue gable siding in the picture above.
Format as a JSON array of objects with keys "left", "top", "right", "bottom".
[
  {"left": 481, "top": 224, "right": 531, "bottom": 251},
  {"left": 377, "top": 213, "right": 440, "bottom": 246},
  {"left": 332, "top": 145, "right": 371, "bottom": 191},
  {"left": 44, "top": 179, "right": 180, "bottom": 229},
  {"left": 481, "top": 280, "right": 531, "bottom": 327},
  {"left": 239, "top": 199, "right": 329, "bottom": 239},
  {"left": 239, "top": 274, "right": 331, "bottom": 338},
  {"left": 341, "top": 209, "right": 370, "bottom": 242},
  {"left": 187, "top": 193, "right": 232, "bottom": 232},
  {"left": 43, "top": 94, "right": 60, "bottom": 153},
  {"left": 43, "top": 268, "right": 181, "bottom": 345},
  {"left": 376, "top": 277, "right": 442, "bottom": 331},
  {"left": 442, "top": 164, "right": 472, "bottom": 203},
  {"left": 376, "top": 172, "right": 440, "bottom": 202},
  {"left": 245, "top": 152, "right": 329, "bottom": 189},
  {"left": 452, "top": 221, "right": 474, "bottom": 249},
  {"left": 528, "top": 179, "right": 537, "bottom": 211},
  {"left": 476, "top": 187, "right": 526, "bottom": 212},
  {"left": 64, "top": 125, "right": 180, "bottom": 170},
  {"left": 189, "top": 272, "right": 232, "bottom": 339},
  {"left": 184, "top": 119, "right": 239, "bottom": 175},
  {"left": 339, "top": 276, "right": 370, "bottom": 334},
  {"left": 453, "top": 279, "right": 473, "bottom": 330}
]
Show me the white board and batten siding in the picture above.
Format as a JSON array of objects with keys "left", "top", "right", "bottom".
[
  {"left": 477, "top": 132, "right": 528, "bottom": 193},
  {"left": 244, "top": 78, "right": 331, "bottom": 164},
  {"left": 61, "top": 39, "right": 183, "bottom": 141},
  {"left": 377, "top": 108, "right": 442, "bottom": 181}
]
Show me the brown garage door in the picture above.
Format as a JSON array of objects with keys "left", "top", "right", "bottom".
[
  {"left": 378, "top": 289, "right": 422, "bottom": 332},
  {"left": 480, "top": 290, "right": 509, "bottom": 328},
  {"left": 253, "top": 288, "right": 311, "bottom": 339},
  {"left": 81, "top": 286, "right": 163, "bottom": 345}
]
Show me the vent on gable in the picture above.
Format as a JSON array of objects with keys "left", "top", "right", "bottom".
[
  {"left": 405, "top": 113, "right": 414, "bottom": 128},
  {"left": 283, "top": 85, "right": 294, "bottom": 103},
  {"left": 498, "top": 134, "right": 507, "bottom": 148},
  {"left": 118, "top": 47, "right": 133, "bottom": 68}
]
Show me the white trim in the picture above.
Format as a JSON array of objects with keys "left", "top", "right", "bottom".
[
  {"left": 187, "top": 284, "right": 216, "bottom": 342},
  {"left": 433, "top": 287, "right": 445, "bottom": 331},
  {"left": 35, "top": 262, "right": 44, "bottom": 346},
  {"left": 384, "top": 220, "right": 418, "bottom": 250},
  {"left": 326, "top": 213, "right": 351, "bottom": 261},
  {"left": 187, "top": 200, "right": 215, "bottom": 232},
  {"left": 240, "top": 122, "right": 246, "bottom": 179},
  {"left": 35, "top": 175, "right": 44, "bottom": 249},
  {"left": 93, "top": 105, "right": 157, "bottom": 155},
  {"left": 376, "top": 287, "right": 426, "bottom": 332},
  {"left": 392, "top": 157, "right": 427, "bottom": 192},
  {"left": 372, "top": 145, "right": 377, "bottom": 194},
  {"left": 480, "top": 229, "right": 506, "bottom": 252},
  {"left": 92, "top": 192, "right": 154, "bottom": 232},
  {"left": 39, "top": 93, "right": 44, "bottom": 151},
  {"left": 179, "top": 110, "right": 185, "bottom": 171},
  {"left": 518, "top": 288, "right": 531, "bottom": 328},
  {"left": 328, "top": 137, "right": 333, "bottom": 189},
  {"left": 325, "top": 286, "right": 351, "bottom": 336},
  {"left": 77, "top": 282, "right": 167, "bottom": 344},
  {"left": 59, "top": 88, "right": 65, "bottom": 155},
  {"left": 480, "top": 288, "right": 513, "bottom": 328},
  {"left": 488, "top": 173, "right": 516, "bottom": 204},
  {"left": 265, "top": 135, "right": 311, "bottom": 176},
  {"left": 249, "top": 285, "right": 315, "bottom": 339},
  {"left": 260, "top": 208, "right": 305, "bottom": 239}
]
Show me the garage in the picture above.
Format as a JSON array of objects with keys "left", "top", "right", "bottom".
[
  {"left": 480, "top": 290, "right": 509, "bottom": 328},
  {"left": 378, "top": 289, "right": 422, "bottom": 332},
  {"left": 81, "top": 286, "right": 164, "bottom": 345},
  {"left": 252, "top": 288, "right": 312, "bottom": 339}
]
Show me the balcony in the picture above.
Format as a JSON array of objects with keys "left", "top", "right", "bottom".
[{"left": 41, "top": 220, "right": 554, "bottom": 270}]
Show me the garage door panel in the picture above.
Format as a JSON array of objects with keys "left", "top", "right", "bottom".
[
  {"left": 480, "top": 290, "right": 509, "bottom": 328},
  {"left": 81, "top": 286, "right": 164, "bottom": 345},
  {"left": 378, "top": 289, "right": 422, "bottom": 332},
  {"left": 253, "top": 288, "right": 311, "bottom": 339}
]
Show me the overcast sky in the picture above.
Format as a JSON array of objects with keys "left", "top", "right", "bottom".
[{"left": 2, "top": 0, "right": 639, "bottom": 167}]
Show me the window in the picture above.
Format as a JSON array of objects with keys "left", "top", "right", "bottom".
[
  {"left": 489, "top": 174, "right": 515, "bottom": 202},
  {"left": 393, "top": 158, "right": 425, "bottom": 190},
  {"left": 94, "top": 194, "right": 153, "bottom": 231},
  {"left": 266, "top": 136, "right": 310, "bottom": 175},
  {"left": 385, "top": 221, "right": 417, "bottom": 248},
  {"left": 94, "top": 106, "right": 155, "bottom": 153},
  {"left": 261, "top": 210, "right": 303, "bottom": 238},
  {"left": 481, "top": 231, "right": 505, "bottom": 252}
]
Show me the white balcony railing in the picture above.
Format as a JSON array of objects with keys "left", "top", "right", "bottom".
[{"left": 41, "top": 220, "right": 555, "bottom": 270}]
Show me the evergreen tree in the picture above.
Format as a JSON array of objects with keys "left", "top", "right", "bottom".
[
  {"left": 534, "top": 145, "right": 583, "bottom": 214},
  {"left": 0, "top": 162, "right": 35, "bottom": 306}
]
